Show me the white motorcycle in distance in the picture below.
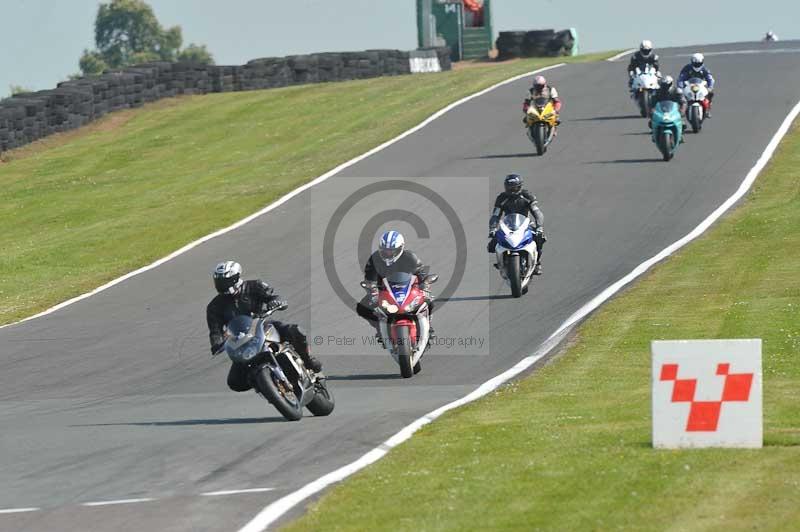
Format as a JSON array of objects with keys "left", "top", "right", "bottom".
[
  {"left": 631, "top": 65, "right": 660, "bottom": 117},
  {"left": 682, "top": 77, "right": 709, "bottom": 133},
  {"left": 492, "top": 213, "right": 538, "bottom": 298}
]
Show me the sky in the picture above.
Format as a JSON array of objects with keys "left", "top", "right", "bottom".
[{"left": 1, "top": 0, "right": 798, "bottom": 97}]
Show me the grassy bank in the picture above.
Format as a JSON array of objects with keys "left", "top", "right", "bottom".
[
  {"left": 283, "top": 122, "right": 800, "bottom": 530},
  {"left": 0, "top": 52, "right": 612, "bottom": 325}
]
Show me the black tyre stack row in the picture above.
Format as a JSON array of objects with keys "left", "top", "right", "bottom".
[
  {"left": 496, "top": 29, "right": 575, "bottom": 60},
  {"left": 0, "top": 47, "right": 451, "bottom": 154}
]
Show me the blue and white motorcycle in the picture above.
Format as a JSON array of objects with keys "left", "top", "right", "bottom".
[{"left": 492, "top": 213, "right": 538, "bottom": 298}]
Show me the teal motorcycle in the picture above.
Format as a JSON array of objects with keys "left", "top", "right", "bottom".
[{"left": 650, "top": 100, "right": 684, "bottom": 161}]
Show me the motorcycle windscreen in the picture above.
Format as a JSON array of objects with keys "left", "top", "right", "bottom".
[
  {"left": 532, "top": 96, "right": 549, "bottom": 110},
  {"left": 501, "top": 213, "right": 529, "bottom": 232},
  {"left": 655, "top": 101, "right": 679, "bottom": 119},
  {"left": 386, "top": 271, "right": 413, "bottom": 305},
  {"left": 687, "top": 77, "right": 704, "bottom": 86},
  {"left": 225, "top": 315, "right": 265, "bottom": 363}
]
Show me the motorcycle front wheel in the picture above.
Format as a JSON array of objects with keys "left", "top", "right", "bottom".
[
  {"left": 690, "top": 106, "right": 702, "bottom": 133},
  {"left": 638, "top": 92, "right": 648, "bottom": 117},
  {"left": 507, "top": 254, "right": 522, "bottom": 298},
  {"left": 306, "top": 378, "right": 335, "bottom": 416},
  {"left": 254, "top": 365, "right": 303, "bottom": 421},
  {"left": 395, "top": 326, "right": 414, "bottom": 378},
  {"left": 531, "top": 124, "right": 546, "bottom": 155},
  {"left": 659, "top": 131, "right": 675, "bottom": 161}
]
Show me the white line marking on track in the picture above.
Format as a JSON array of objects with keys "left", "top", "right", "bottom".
[
  {"left": 0, "top": 508, "right": 39, "bottom": 514},
  {"left": 81, "top": 498, "right": 155, "bottom": 507},
  {"left": 0, "top": 63, "right": 563, "bottom": 331},
  {"left": 606, "top": 49, "right": 636, "bottom": 61},
  {"left": 201, "top": 488, "right": 275, "bottom": 496},
  {"left": 236, "top": 97, "right": 800, "bottom": 531}
]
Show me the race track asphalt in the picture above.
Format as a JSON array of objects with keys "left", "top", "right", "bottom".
[{"left": 1, "top": 41, "right": 799, "bottom": 531}]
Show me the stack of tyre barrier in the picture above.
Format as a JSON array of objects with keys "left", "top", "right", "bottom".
[
  {"left": 0, "top": 47, "right": 451, "bottom": 154},
  {"left": 496, "top": 29, "right": 575, "bottom": 60}
]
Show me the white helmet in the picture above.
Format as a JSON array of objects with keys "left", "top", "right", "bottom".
[
  {"left": 691, "top": 52, "right": 705, "bottom": 72},
  {"left": 212, "top": 260, "right": 243, "bottom": 295},
  {"left": 640, "top": 40, "right": 654, "bottom": 56},
  {"left": 378, "top": 230, "right": 405, "bottom": 266}
]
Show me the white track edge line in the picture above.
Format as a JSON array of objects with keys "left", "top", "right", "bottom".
[
  {"left": 238, "top": 101, "right": 800, "bottom": 532},
  {"left": 0, "top": 508, "right": 40, "bottom": 514},
  {"left": 201, "top": 488, "right": 275, "bottom": 496},
  {"left": 0, "top": 63, "right": 564, "bottom": 332},
  {"left": 81, "top": 498, "right": 155, "bottom": 507},
  {"left": 606, "top": 49, "right": 636, "bottom": 62}
]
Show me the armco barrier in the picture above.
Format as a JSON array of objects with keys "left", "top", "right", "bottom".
[{"left": 0, "top": 47, "right": 451, "bottom": 154}]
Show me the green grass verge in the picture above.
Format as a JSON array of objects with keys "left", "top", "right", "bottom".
[
  {"left": 282, "top": 122, "right": 800, "bottom": 530},
  {"left": 0, "top": 52, "right": 612, "bottom": 325}
]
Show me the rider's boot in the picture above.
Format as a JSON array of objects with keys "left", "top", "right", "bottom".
[
  {"left": 533, "top": 260, "right": 543, "bottom": 276},
  {"left": 301, "top": 351, "right": 322, "bottom": 373}
]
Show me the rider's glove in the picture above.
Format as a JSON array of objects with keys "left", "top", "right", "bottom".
[
  {"left": 211, "top": 342, "right": 224, "bottom": 356},
  {"left": 488, "top": 229, "right": 497, "bottom": 239},
  {"left": 265, "top": 297, "right": 288, "bottom": 313}
]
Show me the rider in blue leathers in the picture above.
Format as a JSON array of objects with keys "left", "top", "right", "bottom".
[{"left": 677, "top": 53, "right": 715, "bottom": 117}]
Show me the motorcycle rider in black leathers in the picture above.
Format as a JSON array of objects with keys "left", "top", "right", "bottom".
[
  {"left": 627, "top": 40, "right": 660, "bottom": 90},
  {"left": 487, "top": 174, "right": 546, "bottom": 275},
  {"left": 356, "top": 231, "right": 435, "bottom": 339},
  {"left": 207, "top": 261, "right": 322, "bottom": 392},
  {"left": 650, "top": 76, "right": 688, "bottom": 141}
]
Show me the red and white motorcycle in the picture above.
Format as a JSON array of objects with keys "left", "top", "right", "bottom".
[
  {"left": 361, "top": 273, "right": 437, "bottom": 378},
  {"left": 681, "top": 77, "right": 710, "bottom": 133}
]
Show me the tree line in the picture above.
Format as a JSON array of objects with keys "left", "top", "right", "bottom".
[{"left": 79, "top": 0, "right": 214, "bottom": 76}]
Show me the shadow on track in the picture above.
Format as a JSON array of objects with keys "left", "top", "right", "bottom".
[
  {"left": 326, "top": 373, "right": 401, "bottom": 381},
  {"left": 621, "top": 131, "right": 652, "bottom": 136},
  {"left": 438, "top": 294, "right": 515, "bottom": 302},
  {"left": 586, "top": 158, "right": 662, "bottom": 164},
  {"left": 72, "top": 417, "right": 285, "bottom": 427},
  {"left": 464, "top": 152, "right": 537, "bottom": 160},
  {"left": 572, "top": 114, "right": 642, "bottom": 121}
]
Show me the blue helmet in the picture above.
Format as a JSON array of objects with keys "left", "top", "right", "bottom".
[{"left": 379, "top": 230, "right": 405, "bottom": 265}]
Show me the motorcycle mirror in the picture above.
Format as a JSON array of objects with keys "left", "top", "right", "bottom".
[
  {"left": 359, "top": 281, "right": 369, "bottom": 289},
  {"left": 427, "top": 274, "right": 439, "bottom": 284}
]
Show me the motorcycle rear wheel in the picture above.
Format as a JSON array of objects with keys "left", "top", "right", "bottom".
[
  {"left": 254, "top": 365, "right": 303, "bottom": 421},
  {"left": 395, "top": 326, "right": 414, "bottom": 379}
]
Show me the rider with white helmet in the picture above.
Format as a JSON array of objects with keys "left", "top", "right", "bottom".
[
  {"left": 356, "top": 231, "right": 435, "bottom": 337},
  {"left": 677, "top": 52, "right": 716, "bottom": 117},
  {"left": 627, "top": 40, "right": 661, "bottom": 89}
]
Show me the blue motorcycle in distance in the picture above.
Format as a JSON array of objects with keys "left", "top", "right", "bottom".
[{"left": 651, "top": 100, "right": 683, "bottom": 161}]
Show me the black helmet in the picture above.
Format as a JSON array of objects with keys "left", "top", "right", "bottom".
[
  {"left": 504, "top": 173, "right": 523, "bottom": 194},
  {"left": 212, "top": 260, "right": 243, "bottom": 295},
  {"left": 659, "top": 75, "right": 674, "bottom": 90}
]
